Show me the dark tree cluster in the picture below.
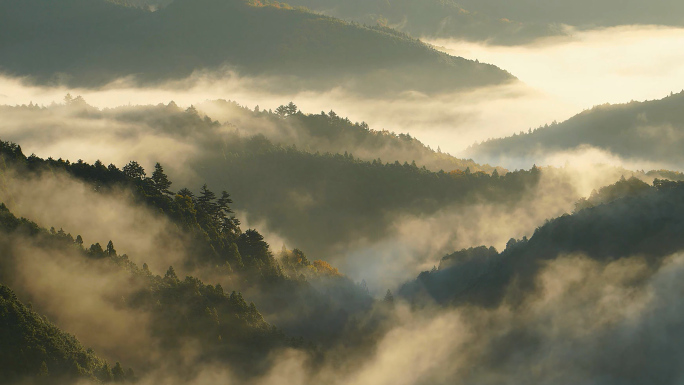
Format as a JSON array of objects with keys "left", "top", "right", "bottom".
[
  {"left": 0, "top": 284, "right": 134, "bottom": 384},
  {"left": 400, "top": 178, "right": 684, "bottom": 308}
]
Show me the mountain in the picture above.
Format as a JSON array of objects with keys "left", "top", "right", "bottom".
[
  {"left": 0, "top": 283, "right": 133, "bottom": 383},
  {"left": 0, "top": 0, "right": 514, "bottom": 95},
  {"left": 400, "top": 177, "right": 684, "bottom": 307},
  {"left": 0, "top": 100, "right": 529, "bottom": 262},
  {"left": 0, "top": 138, "right": 377, "bottom": 352},
  {"left": 257, "top": 0, "right": 564, "bottom": 45},
  {"left": 464, "top": 91, "right": 684, "bottom": 170},
  {"left": 197, "top": 99, "right": 504, "bottom": 174}
]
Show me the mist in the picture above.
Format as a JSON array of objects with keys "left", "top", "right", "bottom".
[
  {"left": 4, "top": 25, "right": 684, "bottom": 164},
  {"left": 0, "top": 98, "right": 670, "bottom": 296},
  {"left": 0, "top": 169, "right": 191, "bottom": 275},
  {"left": 4, "top": 2, "right": 684, "bottom": 384}
]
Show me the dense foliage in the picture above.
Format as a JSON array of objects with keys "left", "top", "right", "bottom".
[
  {"left": 198, "top": 99, "right": 503, "bottom": 174},
  {"left": 0, "top": 197, "right": 289, "bottom": 379},
  {"left": 400, "top": 178, "right": 684, "bottom": 307},
  {"left": 0, "top": 138, "right": 376, "bottom": 354},
  {"left": 0, "top": 282, "right": 133, "bottom": 384},
  {"left": 0, "top": 100, "right": 535, "bottom": 260}
]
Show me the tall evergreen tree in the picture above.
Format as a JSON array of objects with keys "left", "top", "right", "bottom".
[{"left": 151, "top": 162, "right": 172, "bottom": 194}]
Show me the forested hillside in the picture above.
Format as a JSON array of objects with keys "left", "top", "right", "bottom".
[
  {"left": 3, "top": 130, "right": 684, "bottom": 384},
  {"left": 0, "top": 100, "right": 531, "bottom": 262},
  {"left": 0, "top": 284, "right": 132, "bottom": 384},
  {"left": 465, "top": 91, "right": 684, "bottom": 170},
  {"left": 0, "top": 139, "right": 379, "bottom": 363},
  {"left": 197, "top": 99, "right": 503, "bottom": 174},
  {"left": 400, "top": 177, "right": 684, "bottom": 307},
  {"left": 0, "top": 0, "right": 513, "bottom": 95}
]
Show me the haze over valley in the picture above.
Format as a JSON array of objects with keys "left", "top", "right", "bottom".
[{"left": 2, "top": 1, "right": 684, "bottom": 384}]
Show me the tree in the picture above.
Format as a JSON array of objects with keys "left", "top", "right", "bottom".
[
  {"left": 89, "top": 243, "right": 104, "bottom": 257},
  {"left": 75, "top": 235, "right": 83, "bottom": 247},
  {"left": 123, "top": 161, "right": 146, "bottom": 180},
  {"left": 383, "top": 289, "right": 394, "bottom": 304},
  {"left": 197, "top": 184, "right": 217, "bottom": 217},
  {"left": 99, "top": 363, "right": 113, "bottom": 382},
  {"left": 37, "top": 361, "right": 49, "bottom": 377},
  {"left": 106, "top": 240, "right": 116, "bottom": 256},
  {"left": 112, "top": 362, "right": 125, "bottom": 382},
  {"left": 275, "top": 101, "right": 298, "bottom": 117},
  {"left": 177, "top": 188, "right": 194, "bottom": 198},
  {"left": 165, "top": 266, "right": 178, "bottom": 281},
  {"left": 151, "top": 163, "right": 172, "bottom": 194},
  {"left": 275, "top": 105, "right": 288, "bottom": 117}
]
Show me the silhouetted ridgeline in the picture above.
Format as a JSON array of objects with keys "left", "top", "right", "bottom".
[
  {"left": 0, "top": 0, "right": 514, "bottom": 95},
  {"left": 400, "top": 177, "right": 684, "bottom": 307},
  {"left": 465, "top": 91, "right": 684, "bottom": 169},
  {"left": 260, "top": 0, "right": 563, "bottom": 45}
]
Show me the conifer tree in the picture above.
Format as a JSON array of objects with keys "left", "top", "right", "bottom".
[{"left": 152, "top": 162, "right": 172, "bottom": 194}]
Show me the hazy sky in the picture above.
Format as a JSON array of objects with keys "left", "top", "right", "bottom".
[
  {"left": 432, "top": 26, "right": 684, "bottom": 108},
  {"left": 2, "top": 26, "right": 684, "bottom": 159}
]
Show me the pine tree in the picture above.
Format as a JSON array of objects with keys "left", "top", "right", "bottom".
[
  {"left": 165, "top": 266, "right": 178, "bottom": 281},
  {"left": 112, "top": 362, "right": 125, "bottom": 382},
  {"left": 37, "top": 361, "right": 49, "bottom": 377},
  {"left": 122, "top": 161, "right": 146, "bottom": 180},
  {"left": 384, "top": 289, "right": 394, "bottom": 304},
  {"left": 106, "top": 240, "right": 116, "bottom": 256},
  {"left": 151, "top": 162, "right": 172, "bottom": 194},
  {"left": 75, "top": 235, "right": 83, "bottom": 247}
]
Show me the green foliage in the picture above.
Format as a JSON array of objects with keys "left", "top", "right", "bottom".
[
  {"left": 0, "top": 285, "right": 132, "bottom": 383},
  {"left": 199, "top": 99, "right": 503, "bottom": 174},
  {"left": 0, "top": 200, "right": 287, "bottom": 377},
  {"left": 194, "top": 133, "right": 540, "bottom": 258},
  {"left": 400, "top": 179, "right": 684, "bottom": 307},
  {"left": 0, "top": 138, "right": 375, "bottom": 354},
  {"left": 574, "top": 176, "right": 651, "bottom": 212}
]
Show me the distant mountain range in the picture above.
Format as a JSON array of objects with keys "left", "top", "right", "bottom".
[
  {"left": 115, "top": 0, "right": 684, "bottom": 45},
  {"left": 465, "top": 91, "right": 684, "bottom": 170},
  {"left": 0, "top": 0, "right": 514, "bottom": 95}
]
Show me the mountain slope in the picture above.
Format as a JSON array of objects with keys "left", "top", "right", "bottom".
[
  {"left": 400, "top": 178, "right": 684, "bottom": 307},
  {"left": 0, "top": 101, "right": 530, "bottom": 262},
  {"left": 0, "top": 0, "right": 514, "bottom": 95},
  {"left": 197, "top": 99, "right": 503, "bottom": 174},
  {"left": 465, "top": 91, "right": 684, "bottom": 169},
  {"left": 262, "top": 0, "right": 563, "bottom": 45},
  {"left": 0, "top": 284, "right": 130, "bottom": 383}
]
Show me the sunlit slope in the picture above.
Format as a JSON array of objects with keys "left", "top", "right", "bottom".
[
  {"left": 465, "top": 91, "right": 684, "bottom": 169},
  {"left": 0, "top": 0, "right": 514, "bottom": 95}
]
